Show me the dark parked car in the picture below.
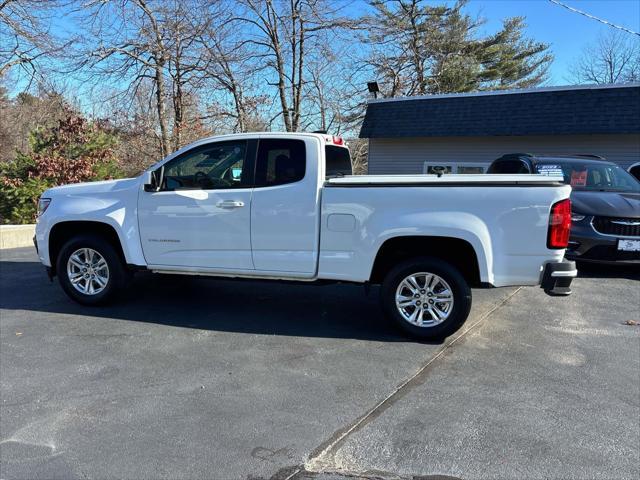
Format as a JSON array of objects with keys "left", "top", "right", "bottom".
[{"left": 488, "top": 154, "right": 640, "bottom": 265}]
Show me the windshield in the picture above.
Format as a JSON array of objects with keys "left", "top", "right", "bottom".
[{"left": 535, "top": 160, "right": 640, "bottom": 192}]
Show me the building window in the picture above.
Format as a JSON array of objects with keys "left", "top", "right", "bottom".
[{"left": 423, "top": 162, "right": 487, "bottom": 175}]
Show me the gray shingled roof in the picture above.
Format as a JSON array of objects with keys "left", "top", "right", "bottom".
[{"left": 359, "top": 84, "right": 640, "bottom": 138}]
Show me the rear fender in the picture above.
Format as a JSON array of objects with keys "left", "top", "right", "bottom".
[{"left": 371, "top": 212, "right": 492, "bottom": 284}]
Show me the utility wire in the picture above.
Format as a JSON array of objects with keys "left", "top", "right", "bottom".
[{"left": 548, "top": 0, "right": 640, "bottom": 37}]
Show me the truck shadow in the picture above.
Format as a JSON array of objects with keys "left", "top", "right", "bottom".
[
  {"left": 1, "top": 258, "right": 433, "bottom": 343},
  {"left": 576, "top": 262, "right": 640, "bottom": 280}
]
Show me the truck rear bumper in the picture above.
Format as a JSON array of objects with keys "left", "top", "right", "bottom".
[{"left": 541, "top": 259, "right": 577, "bottom": 296}]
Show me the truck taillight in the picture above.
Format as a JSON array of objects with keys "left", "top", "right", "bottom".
[{"left": 547, "top": 198, "right": 571, "bottom": 249}]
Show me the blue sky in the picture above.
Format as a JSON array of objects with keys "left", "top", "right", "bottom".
[{"left": 456, "top": 0, "right": 640, "bottom": 84}]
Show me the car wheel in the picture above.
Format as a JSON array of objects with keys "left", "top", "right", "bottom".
[
  {"left": 56, "top": 234, "right": 126, "bottom": 305},
  {"left": 381, "top": 257, "right": 472, "bottom": 340}
]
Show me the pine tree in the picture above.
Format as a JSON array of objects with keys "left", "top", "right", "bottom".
[{"left": 367, "top": 0, "right": 552, "bottom": 96}]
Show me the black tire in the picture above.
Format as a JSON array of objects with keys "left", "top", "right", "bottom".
[
  {"left": 56, "top": 234, "right": 127, "bottom": 306},
  {"left": 381, "top": 257, "right": 472, "bottom": 340}
]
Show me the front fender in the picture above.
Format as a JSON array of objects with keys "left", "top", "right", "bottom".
[{"left": 35, "top": 187, "right": 145, "bottom": 268}]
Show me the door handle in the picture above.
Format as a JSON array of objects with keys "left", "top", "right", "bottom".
[{"left": 217, "top": 200, "right": 245, "bottom": 209}]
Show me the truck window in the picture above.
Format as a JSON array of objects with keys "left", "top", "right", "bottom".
[
  {"left": 255, "top": 139, "right": 306, "bottom": 186},
  {"left": 162, "top": 141, "right": 248, "bottom": 190},
  {"left": 325, "top": 145, "right": 352, "bottom": 178}
]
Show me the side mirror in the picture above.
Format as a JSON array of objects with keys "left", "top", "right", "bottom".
[
  {"left": 143, "top": 166, "right": 164, "bottom": 192},
  {"left": 142, "top": 171, "right": 154, "bottom": 190}
]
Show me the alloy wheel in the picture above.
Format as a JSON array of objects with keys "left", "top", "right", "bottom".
[
  {"left": 66, "top": 248, "right": 110, "bottom": 295},
  {"left": 395, "top": 272, "right": 454, "bottom": 327}
]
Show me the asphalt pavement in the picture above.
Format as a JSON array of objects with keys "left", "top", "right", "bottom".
[{"left": 1, "top": 247, "right": 638, "bottom": 479}]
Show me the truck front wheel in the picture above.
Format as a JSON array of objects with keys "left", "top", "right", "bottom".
[
  {"left": 381, "top": 257, "right": 472, "bottom": 340},
  {"left": 56, "top": 234, "right": 127, "bottom": 306}
]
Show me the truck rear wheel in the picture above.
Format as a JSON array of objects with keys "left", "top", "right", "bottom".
[
  {"left": 381, "top": 257, "right": 472, "bottom": 340},
  {"left": 56, "top": 234, "right": 127, "bottom": 306}
]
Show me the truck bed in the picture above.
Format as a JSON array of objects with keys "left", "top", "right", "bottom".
[
  {"left": 319, "top": 173, "right": 571, "bottom": 287},
  {"left": 325, "top": 174, "right": 564, "bottom": 186}
]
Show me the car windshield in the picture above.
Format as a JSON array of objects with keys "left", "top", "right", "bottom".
[{"left": 535, "top": 160, "right": 640, "bottom": 192}]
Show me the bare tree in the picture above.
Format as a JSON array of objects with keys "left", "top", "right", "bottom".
[
  {"left": 77, "top": 0, "right": 170, "bottom": 156},
  {"left": 304, "top": 43, "right": 369, "bottom": 136},
  {"left": 238, "top": 0, "right": 358, "bottom": 132},
  {"left": 0, "top": 0, "right": 69, "bottom": 87},
  {"left": 0, "top": 87, "right": 67, "bottom": 163},
  {"left": 570, "top": 30, "right": 640, "bottom": 84},
  {"left": 198, "top": 13, "right": 262, "bottom": 133},
  {"left": 104, "top": 80, "right": 169, "bottom": 173},
  {"left": 77, "top": 0, "right": 219, "bottom": 156},
  {"left": 165, "top": 1, "right": 224, "bottom": 149},
  {"left": 348, "top": 137, "right": 368, "bottom": 175}
]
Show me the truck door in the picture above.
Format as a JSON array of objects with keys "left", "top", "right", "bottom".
[
  {"left": 138, "top": 139, "right": 255, "bottom": 270},
  {"left": 250, "top": 137, "right": 320, "bottom": 275}
]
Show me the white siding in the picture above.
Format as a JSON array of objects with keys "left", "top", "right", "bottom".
[{"left": 367, "top": 134, "right": 640, "bottom": 174}]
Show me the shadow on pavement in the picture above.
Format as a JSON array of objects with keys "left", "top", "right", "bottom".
[
  {"left": 576, "top": 261, "right": 640, "bottom": 280},
  {"left": 0, "top": 258, "right": 429, "bottom": 343}
]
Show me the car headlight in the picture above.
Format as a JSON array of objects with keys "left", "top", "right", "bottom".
[
  {"left": 570, "top": 211, "right": 586, "bottom": 222},
  {"left": 37, "top": 198, "right": 51, "bottom": 217}
]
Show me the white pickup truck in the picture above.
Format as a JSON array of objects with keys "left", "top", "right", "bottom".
[{"left": 34, "top": 132, "right": 576, "bottom": 339}]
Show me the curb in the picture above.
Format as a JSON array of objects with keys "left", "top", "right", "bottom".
[{"left": 0, "top": 224, "right": 36, "bottom": 249}]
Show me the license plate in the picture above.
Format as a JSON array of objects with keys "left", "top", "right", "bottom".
[{"left": 618, "top": 239, "right": 640, "bottom": 251}]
